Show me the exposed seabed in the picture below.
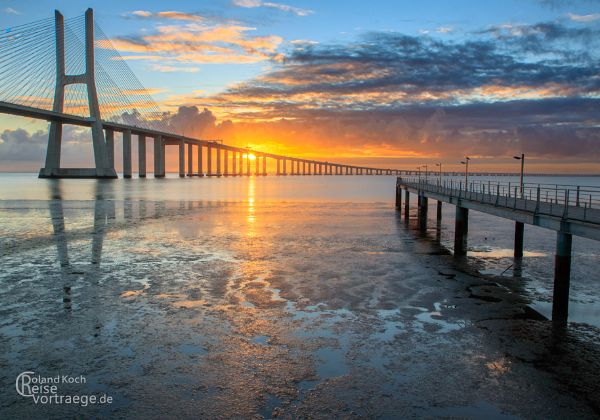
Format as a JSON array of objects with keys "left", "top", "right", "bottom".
[{"left": 1, "top": 179, "right": 599, "bottom": 418}]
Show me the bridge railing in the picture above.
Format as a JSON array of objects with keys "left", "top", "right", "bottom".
[{"left": 398, "top": 177, "right": 600, "bottom": 224}]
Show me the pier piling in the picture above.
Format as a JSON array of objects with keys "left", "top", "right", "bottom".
[
  {"left": 454, "top": 206, "right": 469, "bottom": 256},
  {"left": 514, "top": 222, "right": 524, "bottom": 259},
  {"left": 552, "top": 231, "right": 572, "bottom": 326},
  {"left": 419, "top": 195, "right": 428, "bottom": 231}
]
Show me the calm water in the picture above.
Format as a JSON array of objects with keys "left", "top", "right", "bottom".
[{"left": 1, "top": 173, "right": 600, "bottom": 418}]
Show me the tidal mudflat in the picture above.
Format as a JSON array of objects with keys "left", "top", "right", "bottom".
[{"left": 1, "top": 175, "right": 600, "bottom": 418}]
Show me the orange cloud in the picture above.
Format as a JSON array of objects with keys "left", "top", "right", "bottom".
[
  {"left": 130, "top": 10, "right": 205, "bottom": 22},
  {"left": 104, "top": 20, "right": 283, "bottom": 65}
]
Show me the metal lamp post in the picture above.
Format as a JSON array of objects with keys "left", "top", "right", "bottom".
[
  {"left": 435, "top": 163, "right": 442, "bottom": 185},
  {"left": 513, "top": 154, "right": 525, "bottom": 198},
  {"left": 460, "top": 157, "right": 470, "bottom": 189}
]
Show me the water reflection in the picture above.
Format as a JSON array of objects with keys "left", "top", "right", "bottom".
[{"left": 1, "top": 179, "right": 600, "bottom": 418}]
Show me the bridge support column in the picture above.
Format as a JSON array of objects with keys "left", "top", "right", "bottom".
[
  {"left": 552, "top": 231, "right": 572, "bottom": 326},
  {"left": 283, "top": 159, "right": 287, "bottom": 175},
  {"left": 207, "top": 145, "right": 212, "bottom": 176},
  {"left": 138, "top": 135, "right": 146, "bottom": 177},
  {"left": 239, "top": 152, "right": 243, "bottom": 176},
  {"left": 246, "top": 154, "right": 251, "bottom": 176},
  {"left": 123, "top": 129, "right": 132, "bottom": 178},
  {"left": 224, "top": 150, "right": 229, "bottom": 176},
  {"left": 263, "top": 156, "right": 267, "bottom": 176},
  {"left": 39, "top": 9, "right": 116, "bottom": 179},
  {"left": 232, "top": 151, "right": 237, "bottom": 176},
  {"left": 105, "top": 129, "right": 114, "bottom": 168},
  {"left": 187, "top": 143, "right": 193, "bottom": 176},
  {"left": 153, "top": 135, "right": 164, "bottom": 178},
  {"left": 454, "top": 206, "right": 469, "bottom": 256},
  {"left": 216, "top": 147, "right": 221, "bottom": 177},
  {"left": 178, "top": 139, "right": 185, "bottom": 177},
  {"left": 514, "top": 222, "right": 524, "bottom": 259},
  {"left": 437, "top": 201, "right": 442, "bottom": 222},
  {"left": 395, "top": 182, "right": 402, "bottom": 211},
  {"left": 197, "top": 144, "right": 203, "bottom": 176},
  {"left": 404, "top": 189, "right": 410, "bottom": 219},
  {"left": 277, "top": 159, "right": 281, "bottom": 175}
]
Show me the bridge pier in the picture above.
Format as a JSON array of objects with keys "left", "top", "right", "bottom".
[
  {"left": 396, "top": 182, "right": 402, "bottom": 210},
  {"left": 263, "top": 156, "right": 267, "bottom": 176},
  {"left": 514, "top": 222, "right": 524, "bottom": 259},
  {"left": 552, "top": 231, "right": 572, "bottom": 326},
  {"left": 176, "top": 139, "right": 184, "bottom": 177},
  {"left": 123, "top": 129, "right": 132, "bottom": 178},
  {"left": 216, "top": 147, "right": 222, "bottom": 177},
  {"left": 39, "top": 9, "right": 117, "bottom": 179},
  {"left": 138, "top": 135, "right": 146, "bottom": 177},
  {"left": 246, "top": 154, "right": 251, "bottom": 176},
  {"left": 207, "top": 144, "right": 213, "bottom": 176},
  {"left": 404, "top": 189, "right": 410, "bottom": 219},
  {"left": 224, "top": 150, "right": 229, "bottom": 176},
  {"left": 198, "top": 144, "right": 204, "bottom": 176},
  {"left": 437, "top": 200, "right": 442, "bottom": 222},
  {"left": 232, "top": 151, "right": 237, "bottom": 176},
  {"left": 239, "top": 152, "right": 243, "bottom": 176},
  {"left": 187, "top": 143, "right": 193, "bottom": 176},
  {"left": 153, "top": 135, "right": 164, "bottom": 178},
  {"left": 454, "top": 206, "right": 469, "bottom": 256},
  {"left": 106, "top": 129, "right": 114, "bottom": 168}
]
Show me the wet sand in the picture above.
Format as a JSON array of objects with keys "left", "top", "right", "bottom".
[{"left": 1, "top": 195, "right": 599, "bottom": 419}]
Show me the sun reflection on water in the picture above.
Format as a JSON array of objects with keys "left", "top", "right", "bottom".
[{"left": 247, "top": 176, "right": 256, "bottom": 229}]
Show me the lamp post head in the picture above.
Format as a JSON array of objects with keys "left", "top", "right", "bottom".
[
  {"left": 460, "top": 161, "right": 466, "bottom": 165},
  {"left": 513, "top": 156, "right": 521, "bottom": 160}
]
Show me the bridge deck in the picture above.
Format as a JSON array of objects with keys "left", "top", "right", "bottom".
[{"left": 398, "top": 178, "right": 600, "bottom": 242}]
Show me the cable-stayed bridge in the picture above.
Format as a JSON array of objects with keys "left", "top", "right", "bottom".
[{"left": 0, "top": 8, "right": 406, "bottom": 178}]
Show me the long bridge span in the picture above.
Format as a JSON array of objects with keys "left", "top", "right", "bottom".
[{"left": 0, "top": 8, "right": 409, "bottom": 179}]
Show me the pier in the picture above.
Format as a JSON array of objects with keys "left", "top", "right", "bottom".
[{"left": 396, "top": 176, "right": 600, "bottom": 326}]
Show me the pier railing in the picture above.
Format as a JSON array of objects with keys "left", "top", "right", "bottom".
[{"left": 398, "top": 177, "right": 600, "bottom": 224}]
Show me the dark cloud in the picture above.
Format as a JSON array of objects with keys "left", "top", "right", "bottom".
[
  {"left": 213, "top": 24, "right": 600, "bottom": 112},
  {"left": 182, "top": 23, "right": 600, "bottom": 162},
  {"left": 5, "top": 17, "right": 600, "bottom": 170},
  {"left": 0, "top": 126, "right": 96, "bottom": 169},
  {"left": 0, "top": 128, "right": 46, "bottom": 162}
]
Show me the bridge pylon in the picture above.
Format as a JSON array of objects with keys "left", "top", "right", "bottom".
[{"left": 39, "top": 9, "right": 117, "bottom": 179}]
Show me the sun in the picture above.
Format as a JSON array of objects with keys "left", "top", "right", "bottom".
[{"left": 247, "top": 153, "right": 256, "bottom": 161}]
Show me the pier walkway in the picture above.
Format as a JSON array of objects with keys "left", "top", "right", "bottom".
[{"left": 396, "top": 177, "right": 600, "bottom": 325}]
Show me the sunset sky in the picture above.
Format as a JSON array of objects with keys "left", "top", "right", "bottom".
[{"left": 1, "top": 0, "right": 600, "bottom": 173}]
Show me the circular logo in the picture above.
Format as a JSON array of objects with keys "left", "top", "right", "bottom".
[{"left": 15, "top": 371, "right": 35, "bottom": 397}]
